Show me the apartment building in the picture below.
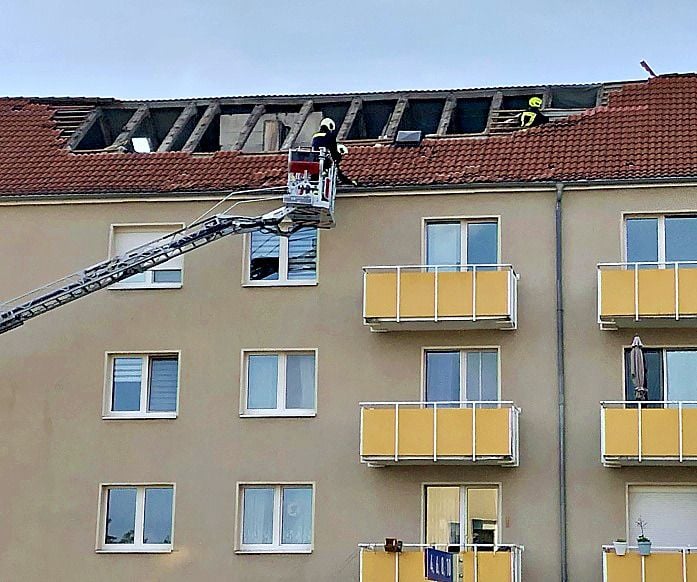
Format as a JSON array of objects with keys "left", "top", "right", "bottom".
[{"left": 1, "top": 74, "right": 696, "bottom": 581}]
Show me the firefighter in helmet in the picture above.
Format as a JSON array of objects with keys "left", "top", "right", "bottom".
[
  {"left": 312, "top": 118, "right": 358, "bottom": 186},
  {"left": 517, "top": 96, "right": 549, "bottom": 129}
]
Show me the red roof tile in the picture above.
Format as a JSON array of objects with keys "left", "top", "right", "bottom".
[{"left": 1, "top": 75, "right": 696, "bottom": 197}]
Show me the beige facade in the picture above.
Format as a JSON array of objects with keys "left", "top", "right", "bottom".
[{"left": 2, "top": 183, "right": 697, "bottom": 581}]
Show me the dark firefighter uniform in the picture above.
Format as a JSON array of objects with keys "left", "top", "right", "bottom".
[
  {"left": 312, "top": 121, "right": 357, "bottom": 186},
  {"left": 518, "top": 96, "right": 549, "bottom": 128}
]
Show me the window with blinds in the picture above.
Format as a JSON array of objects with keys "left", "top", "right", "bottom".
[
  {"left": 106, "top": 353, "right": 179, "bottom": 418},
  {"left": 110, "top": 225, "right": 184, "bottom": 289},
  {"left": 246, "top": 228, "right": 318, "bottom": 284}
]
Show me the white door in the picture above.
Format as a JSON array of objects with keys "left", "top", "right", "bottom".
[{"left": 628, "top": 486, "right": 697, "bottom": 546}]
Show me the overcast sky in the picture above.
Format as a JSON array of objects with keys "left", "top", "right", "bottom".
[{"left": 2, "top": 0, "right": 696, "bottom": 99}]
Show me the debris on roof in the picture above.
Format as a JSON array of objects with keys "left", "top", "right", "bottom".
[{"left": 0, "top": 75, "right": 696, "bottom": 197}]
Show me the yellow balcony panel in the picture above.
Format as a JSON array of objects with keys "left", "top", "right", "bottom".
[
  {"left": 360, "top": 403, "right": 519, "bottom": 467},
  {"left": 360, "top": 545, "right": 523, "bottom": 582},
  {"left": 599, "top": 264, "right": 697, "bottom": 329},
  {"left": 602, "top": 403, "right": 697, "bottom": 466},
  {"left": 363, "top": 265, "right": 517, "bottom": 331},
  {"left": 603, "top": 547, "right": 695, "bottom": 582}
]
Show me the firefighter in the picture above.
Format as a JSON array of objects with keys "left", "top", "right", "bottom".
[
  {"left": 517, "top": 96, "right": 549, "bottom": 128},
  {"left": 312, "top": 118, "right": 358, "bottom": 186}
]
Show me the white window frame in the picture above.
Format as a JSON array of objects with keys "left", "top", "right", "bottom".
[
  {"left": 421, "top": 346, "right": 501, "bottom": 403},
  {"left": 622, "top": 345, "right": 697, "bottom": 403},
  {"left": 96, "top": 483, "right": 175, "bottom": 553},
  {"left": 623, "top": 213, "right": 697, "bottom": 265},
  {"left": 109, "top": 223, "right": 185, "bottom": 290},
  {"left": 236, "top": 482, "right": 315, "bottom": 554},
  {"left": 104, "top": 351, "right": 180, "bottom": 419},
  {"left": 422, "top": 483, "right": 501, "bottom": 548},
  {"left": 240, "top": 349, "right": 318, "bottom": 417},
  {"left": 421, "top": 216, "right": 502, "bottom": 266},
  {"left": 243, "top": 229, "right": 319, "bottom": 287}
]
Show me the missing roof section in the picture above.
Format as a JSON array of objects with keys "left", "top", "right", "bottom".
[{"left": 61, "top": 83, "right": 607, "bottom": 154}]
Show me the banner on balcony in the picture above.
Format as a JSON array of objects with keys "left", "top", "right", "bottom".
[{"left": 424, "top": 547, "right": 454, "bottom": 582}]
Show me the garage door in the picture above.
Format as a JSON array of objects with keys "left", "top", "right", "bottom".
[{"left": 629, "top": 486, "right": 697, "bottom": 546}]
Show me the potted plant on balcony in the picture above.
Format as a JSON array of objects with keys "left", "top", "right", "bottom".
[
  {"left": 613, "top": 539, "right": 627, "bottom": 556},
  {"left": 636, "top": 517, "right": 651, "bottom": 556}
]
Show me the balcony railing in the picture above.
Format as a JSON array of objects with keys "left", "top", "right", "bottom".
[
  {"left": 603, "top": 546, "right": 697, "bottom": 582},
  {"left": 363, "top": 264, "right": 518, "bottom": 331},
  {"left": 598, "top": 262, "right": 697, "bottom": 329},
  {"left": 601, "top": 401, "right": 697, "bottom": 466},
  {"left": 360, "top": 401, "right": 520, "bottom": 467},
  {"left": 360, "top": 543, "right": 523, "bottom": 582}
]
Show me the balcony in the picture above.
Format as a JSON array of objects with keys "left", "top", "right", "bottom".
[
  {"left": 598, "top": 262, "right": 697, "bottom": 329},
  {"left": 603, "top": 546, "right": 697, "bottom": 581},
  {"left": 362, "top": 265, "right": 518, "bottom": 332},
  {"left": 360, "top": 544, "right": 523, "bottom": 582},
  {"left": 601, "top": 402, "right": 697, "bottom": 466},
  {"left": 360, "top": 401, "right": 520, "bottom": 467}
]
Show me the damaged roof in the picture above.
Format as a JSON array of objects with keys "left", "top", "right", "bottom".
[{"left": 0, "top": 74, "right": 696, "bottom": 197}]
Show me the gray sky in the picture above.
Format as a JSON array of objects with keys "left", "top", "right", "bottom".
[{"left": 2, "top": 0, "right": 696, "bottom": 99}]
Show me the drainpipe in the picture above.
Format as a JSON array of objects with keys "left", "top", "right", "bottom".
[{"left": 555, "top": 182, "right": 568, "bottom": 582}]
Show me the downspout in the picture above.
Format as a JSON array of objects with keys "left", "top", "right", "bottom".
[{"left": 556, "top": 182, "right": 568, "bottom": 582}]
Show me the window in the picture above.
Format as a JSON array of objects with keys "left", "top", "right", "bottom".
[
  {"left": 624, "top": 348, "right": 697, "bottom": 406},
  {"left": 246, "top": 228, "right": 317, "bottom": 284},
  {"left": 238, "top": 484, "right": 314, "bottom": 553},
  {"left": 628, "top": 486, "right": 697, "bottom": 546},
  {"left": 425, "top": 349, "right": 498, "bottom": 404},
  {"left": 106, "top": 354, "right": 179, "bottom": 418},
  {"left": 131, "top": 137, "right": 153, "bottom": 153},
  {"left": 425, "top": 219, "right": 498, "bottom": 269},
  {"left": 242, "top": 351, "right": 316, "bottom": 416},
  {"left": 424, "top": 485, "right": 499, "bottom": 548},
  {"left": 111, "top": 225, "right": 184, "bottom": 289},
  {"left": 626, "top": 215, "right": 697, "bottom": 266},
  {"left": 98, "top": 484, "right": 174, "bottom": 552}
]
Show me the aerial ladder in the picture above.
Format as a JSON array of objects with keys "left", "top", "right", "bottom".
[{"left": 0, "top": 148, "right": 337, "bottom": 336}]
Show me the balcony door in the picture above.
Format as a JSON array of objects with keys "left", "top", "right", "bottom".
[
  {"left": 624, "top": 348, "right": 697, "bottom": 405},
  {"left": 425, "top": 219, "right": 499, "bottom": 270},
  {"left": 424, "top": 485, "right": 499, "bottom": 548},
  {"left": 425, "top": 349, "right": 499, "bottom": 405},
  {"left": 626, "top": 215, "right": 697, "bottom": 266},
  {"left": 628, "top": 486, "right": 697, "bottom": 546}
]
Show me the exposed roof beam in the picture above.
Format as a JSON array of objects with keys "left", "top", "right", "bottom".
[
  {"left": 66, "top": 107, "right": 103, "bottom": 150},
  {"left": 110, "top": 105, "right": 150, "bottom": 150},
  {"left": 157, "top": 102, "right": 198, "bottom": 152},
  {"left": 337, "top": 97, "right": 362, "bottom": 141},
  {"left": 437, "top": 95, "right": 457, "bottom": 135},
  {"left": 382, "top": 97, "right": 409, "bottom": 140},
  {"left": 484, "top": 91, "right": 504, "bottom": 135},
  {"left": 182, "top": 101, "right": 221, "bottom": 153},
  {"left": 281, "top": 100, "right": 314, "bottom": 150},
  {"left": 233, "top": 104, "right": 265, "bottom": 151}
]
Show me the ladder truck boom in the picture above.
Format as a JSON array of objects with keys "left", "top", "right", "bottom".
[{"left": 0, "top": 148, "right": 338, "bottom": 336}]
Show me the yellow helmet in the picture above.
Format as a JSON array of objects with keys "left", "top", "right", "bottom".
[{"left": 529, "top": 96, "right": 543, "bottom": 109}]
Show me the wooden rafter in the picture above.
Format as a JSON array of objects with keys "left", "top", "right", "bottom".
[
  {"left": 110, "top": 105, "right": 150, "bottom": 150},
  {"left": 158, "top": 102, "right": 198, "bottom": 152},
  {"left": 281, "top": 100, "right": 314, "bottom": 150},
  {"left": 182, "top": 102, "right": 221, "bottom": 153},
  {"left": 484, "top": 91, "right": 504, "bottom": 135},
  {"left": 232, "top": 104, "right": 265, "bottom": 151},
  {"left": 66, "top": 107, "right": 103, "bottom": 150},
  {"left": 337, "top": 97, "right": 362, "bottom": 141},
  {"left": 382, "top": 97, "right": 409, "bottom": 140},
  {"left": 437, "top": 95, "right": 457, "bottom": 135}
]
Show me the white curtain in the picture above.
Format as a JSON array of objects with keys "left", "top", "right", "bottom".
[
  {"left": 243, "top": 488, "right": 274, "bottom": 544},
  {"left": 281, "top": 487, "right": 312, "bottom": 544},
  {"left": 285, "top": 354, "right": 315, "bottom": 409}
]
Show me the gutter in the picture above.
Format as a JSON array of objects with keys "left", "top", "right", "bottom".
[{"left": 555, "top": 182, "right": 568, "bottom": 582}]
